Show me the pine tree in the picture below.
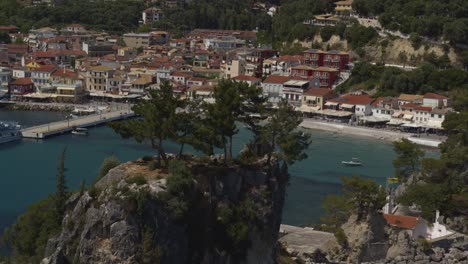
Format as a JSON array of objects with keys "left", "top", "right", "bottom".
[
  {"left": 109, "top": 81, "right": 181, "bottom": 166},
  {"left": 55, "top": 147, "right": 68, "bottom": 224}
]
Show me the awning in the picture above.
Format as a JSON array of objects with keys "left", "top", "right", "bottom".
[
  {"left": 403, "top": 114, "right": 413, "bottom": 120},
  {"left": 392, "top": 112, "right": 403, "bottom": 118},
  {"left": 360, "top": 116, "right": 390, "bottom": 123},
  {"left": 387, "top": 120, "right": 405, "bottom": 126},
  {"left": 401, "top": 123, "right": 420, "bottom": 128},
  {"left": 325, "top": 102, "right": 338, "bottom": 106},
  {"left": 341, "top": 103, "right": 354, "bottom": 108},
  {"left": 424, "top": 120, "right": 443, "bottom": 129},
  {"left": 299, "top": 105, "right": 321, "bottom": 113}
]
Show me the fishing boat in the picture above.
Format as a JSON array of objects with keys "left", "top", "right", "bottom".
[
  {"left": 0, "top": 121, "right": 22, "bottom": 144},
  {"left": 341, "top": 158, "right": 362, "bottom": 166},
  {"left": 71, "top": 127, "right": 88, "bottom": 136}
]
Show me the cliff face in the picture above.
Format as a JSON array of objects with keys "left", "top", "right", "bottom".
[{"left": 41, "top": 159, "right": 287, "bottom": 264}]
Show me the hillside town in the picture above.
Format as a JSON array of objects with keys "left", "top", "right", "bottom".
[{"left": 0, "top": 21, "right": 454, "bottom": 135}]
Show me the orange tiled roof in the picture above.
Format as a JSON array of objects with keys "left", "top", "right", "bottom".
[
  {"left": 263, "top": 75, "right": 289, "bottom": 84},
  {"left": 10, "top": 77, "right": 33, "bottom": 85},
  {"left": 383, "top": 214, "right": 421, "bottom": 229},
  {"left": 233, "top": 75, "right": 260, "bottom": 82},
  {"left": 424, "top": 93, "right": 448, "bottom": 100}
]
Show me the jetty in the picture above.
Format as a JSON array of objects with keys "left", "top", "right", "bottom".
[{"left": 21, "top": 109, "right": 135, "bottom": 139}]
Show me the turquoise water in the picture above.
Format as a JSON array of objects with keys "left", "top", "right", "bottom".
[{"left": 0, "top": 109, "right": 434, "bottom": 232}]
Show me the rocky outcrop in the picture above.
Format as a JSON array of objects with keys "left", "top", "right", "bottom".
[
  {"left": 324, "top": 213, "right": 389, "bottom": 263},
  {"left": 7, "top": 102, "right": 74, "bottom": 112},
  {"left": 41, "top": 158, "right": 287, "bottom": 264}
]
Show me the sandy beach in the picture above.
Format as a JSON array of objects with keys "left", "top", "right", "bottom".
[{"left": 300, "top": 119, "right": 444, "bottom": 147}]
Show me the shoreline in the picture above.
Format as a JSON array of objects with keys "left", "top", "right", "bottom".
[
  {"left": 4, "top": 102, "right": 75, "bottom": 112},
  {"left": 300, "top": 119, "right": 444, "bottom": 148}
]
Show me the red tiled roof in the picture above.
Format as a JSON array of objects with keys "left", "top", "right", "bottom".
[
  {"left": 171, "top": 71, "right": 192, "bottom": 78},
  {"left": 400, "top": 103, "right": 421, "bottom": 109},
  {"left": 424, "top": 93, "right": 448, "bottom": 100},
  {"left": 51, "top": 69, "right": 79, "bottom": 79},
  {"left": 383, "top": 214, "right": 421, "bottom": 229},
  {"left": 263, "top": 75, "right": 289, "bottom": 84},
  {"left": 314, "top": 66, "right": 339, "bottom": 72},
  {"left": 371, "top": 96, "right": 397, "bottom": 106},
  {"left": 34, "top": 64, "right": 57, "bottom": 73},
  {"left": 304, "top": 49, "right": 325, "bottom": 54},
  {"left": 188, "top": 77, "right": 207, "bottom": 82},
  {"left": 10, "top": 77, "right": 33, "bottom": 85},
  {"left": 233, "top": 75, "right": 260, "bottom": 82},
  {"left": 303, "top": 88, "right": 334, "bottom": 97},
  {"left": 414, "top": 106, "right": 433, "bottom": 112},
  {"left": 274, "top": 55, "right": 302, "bottom": 62}
]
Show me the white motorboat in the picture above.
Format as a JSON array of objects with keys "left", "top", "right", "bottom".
[
  {"left": 71, "top": 127, "right": 88, "bottom": 136},
  {"left": 341, "top": 158, "right": 362, "bottom": 166}
]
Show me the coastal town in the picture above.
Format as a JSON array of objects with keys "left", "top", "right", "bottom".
[
  {"left": 0, "top": 0, "right": 467, "bottom": 263},
  {"left": 0, "top": 5, "right": 454, "bottom": 146}
]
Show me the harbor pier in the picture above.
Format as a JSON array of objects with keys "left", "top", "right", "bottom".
[{"left": 21, "top": 109, "right": 135, "bottom": 139}]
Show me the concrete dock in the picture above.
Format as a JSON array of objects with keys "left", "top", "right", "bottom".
[{"left": 21, "top": 109, "right": 135, "bottom": 139}]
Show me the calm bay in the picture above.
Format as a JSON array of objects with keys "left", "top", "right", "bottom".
[{"left": 0, "top": 109, "right": 435, "bottom": 232}]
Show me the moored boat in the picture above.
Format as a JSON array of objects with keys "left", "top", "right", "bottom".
[
  {"left": 71, "top": 127, "right": 88, "bottom": 136},
  {"left": 0, "top": 121, "right": 22, "bottom": 144},
  {"left": 341, "top": 158, "right": 362, "bottom": 166}
]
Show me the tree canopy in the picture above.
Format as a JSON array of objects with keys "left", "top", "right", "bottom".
[{"left": 353, "top": 0, "right": 468, "bottom": 43}]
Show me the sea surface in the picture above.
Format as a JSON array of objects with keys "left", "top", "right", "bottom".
[{"left": 0, "top": 109, "right": 438, "bottom": 233}]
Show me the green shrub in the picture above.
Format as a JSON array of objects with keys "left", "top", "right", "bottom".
[
  {"left": 88, "top": 186, "right": 101, "bottom": 199},
  {"left": 126, "top": 174, "right": 147, "bottom": 186},
  {"left": 334, "top": 227, "right": 348, "bottom": 248},
  {"left": 142, "top": 155, "right": 153, "bottom": 162},
  {"left": 148, "top": 161, "right": 158, "bottom": 171},
  {"left": 1, "top": 196, "right": 60, "bottom": 263},
  {"left": 95, "top": 155, "right": 120, "bottom": 184}
]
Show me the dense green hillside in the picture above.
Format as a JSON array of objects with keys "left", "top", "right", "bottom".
[
  {"left": 353, "top": 0, "right": 468, "bottom": 44},
  {"left": 0, "top": 0, "right": 144, "bottom": 33}
]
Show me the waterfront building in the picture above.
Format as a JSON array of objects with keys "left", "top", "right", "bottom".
[
  {"left": 31, "top": 64, "right": 57, "bottom": 93},
  {"left": 0, "top": 67, "right": 12, "bottom": 88},
  {"left": 326, "top": 94, "right": 374, "bottom": 117},
  {"left": 86, "top": 65, "right": 114, "bottom": 93},
  {"left": 397, "top": 94, "right": 423, "bottom": 106},
  {"left": 300, "top": 87, "right": 336, "bottom": 113},
  {"left": 8, "top": 77, "right": 34, "bottom": 99},
  {"left": 423, "top": 93, "right": 450, "bottom": 109},
  {"left": 50, "top": 68, "right": 85, "bottom": 103},
  {"left": 261, "top": 75, "right": 290, "bottom": 104}
]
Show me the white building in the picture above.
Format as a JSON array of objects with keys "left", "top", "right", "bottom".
[
  {"left": 0, "top": 67, "right": 12, "bottom": 88},
  {"left": 261, "top": 75, "right": 289, "bottom": 104},
  {"left": 423, "top": 93, "right": 450, "bottom": 109}
]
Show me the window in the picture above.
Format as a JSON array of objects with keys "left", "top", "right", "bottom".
[
  {"left": 439, "top": 114, "right": 442, "bottom": 118},
  {"left": 431, "top": 114, "right": 434, "bottom": 117}
]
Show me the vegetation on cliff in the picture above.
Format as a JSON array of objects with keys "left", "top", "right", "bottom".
[{"left": 336, "top": 62, "right": 468, "bottom": 96}]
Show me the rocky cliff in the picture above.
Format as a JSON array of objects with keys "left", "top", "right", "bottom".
[{"left": 41, "top": 157, "right": 287, "bottom": 264}]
